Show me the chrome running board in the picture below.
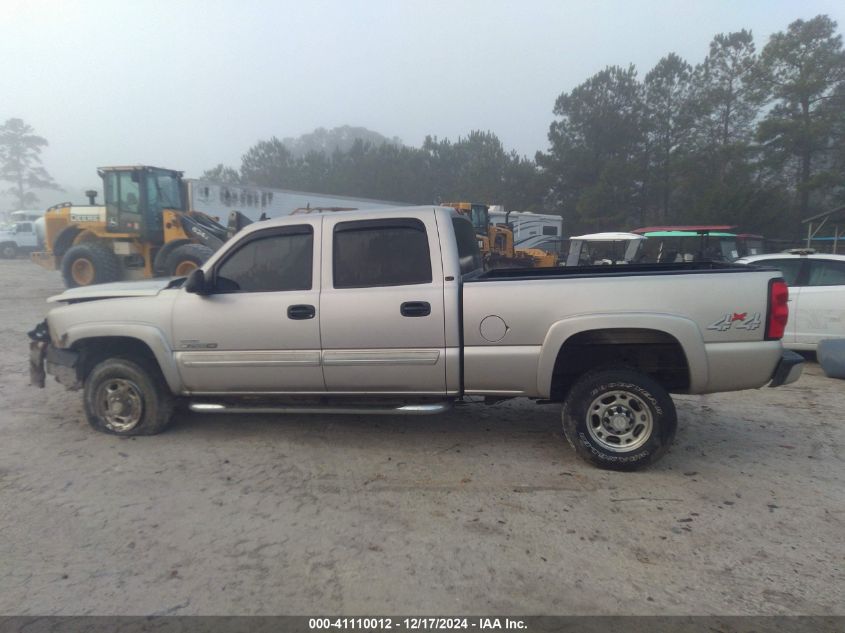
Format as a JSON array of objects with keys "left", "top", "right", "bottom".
[{"left": 188, "top": 402, "right": 451, "bottom": 415}]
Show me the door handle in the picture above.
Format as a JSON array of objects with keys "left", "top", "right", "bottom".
[
  {"left": 400, "top": 301, "right": 431, "bottom": 317},
  {"left": 287, "top": 304, "right": 316, "bottom": 320}
]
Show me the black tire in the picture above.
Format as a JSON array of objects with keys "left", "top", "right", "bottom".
[
  {"left": 0, "top": 242, "right": 16, "bottom": 259},
  {"left": 165, "top": 243, "right": 213, "bottom": 277},
  {"left": 61, "top": 241, "right": 122, "bottom": 288},
  {"left": 83, "top": 358, "right": 175, "bottom": 436},
  {"left": 561, "top": 369, "right": 677, "bottom": 471},
  {"left": 152, "top": 239, "right": 191, "bottom": 276}
]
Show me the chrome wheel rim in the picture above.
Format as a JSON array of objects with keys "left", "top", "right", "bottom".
[
  {"left": 96, "top": 378, "right": 144, "bottom": 432},
  {"left": 586, "top": 390, "right": 653, "bottom": 452}
]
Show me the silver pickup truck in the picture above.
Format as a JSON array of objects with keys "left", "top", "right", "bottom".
[{"left": 29, "top": 206, "right": 803, "bottom": 470}]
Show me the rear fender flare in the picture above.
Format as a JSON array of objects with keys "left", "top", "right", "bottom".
[
  {"left": 62, "top": 324, "right": 182, "bottom": 393},
  {"left": 52, "top": 226, "right": 83, "bottom": 261},
  {"left": 536, "top": 313, "right": 708, "bottom": 397}
]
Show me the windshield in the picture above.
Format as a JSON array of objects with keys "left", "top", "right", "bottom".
[
  {"left": 718, "top": 238, "right": 739, "bottom": 261},
  {"left": 741, "top": 239, "right": 764, "bottom": 256},
  {"left": 577, "top": 240, "right": 635, "bottom": 264}
]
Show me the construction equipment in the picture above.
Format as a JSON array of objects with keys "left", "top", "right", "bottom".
[
  {"left": 32, "top": 166, "right": 252, "bottom": 287},
  {"left": 442, "top": 202, "right": 558, "bottom": 268},
  {"left": 488, "top": 206, "right": 563, "bottom": 252}
]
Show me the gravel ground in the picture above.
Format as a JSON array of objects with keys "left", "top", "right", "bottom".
[{"left": 0, "top": 259, "right": 843, "bottom": 615}]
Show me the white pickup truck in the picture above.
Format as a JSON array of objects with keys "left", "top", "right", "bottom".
[{"left": 29, "top": 206, "right": 803, "bottom": 470}]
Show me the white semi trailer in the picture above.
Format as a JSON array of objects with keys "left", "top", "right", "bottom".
[{"left": 186, "top": 180, "right": 408, "bottom": 221}]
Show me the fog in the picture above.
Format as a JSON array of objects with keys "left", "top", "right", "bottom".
[{"left": 3, "top": 0, "right": 844, "bottom": 196}]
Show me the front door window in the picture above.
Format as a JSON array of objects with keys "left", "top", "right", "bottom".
[{"left": 171, "top": 225, "right": 323, "bottom": 393}]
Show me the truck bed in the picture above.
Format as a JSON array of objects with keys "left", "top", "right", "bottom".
[
  {"left": 471, "top": 261, "right": 765, "bottom": 282},
  {"left": 461, "top": 261, "right": 784, "bottom": 398}
]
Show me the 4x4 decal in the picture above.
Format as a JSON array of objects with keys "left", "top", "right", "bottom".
[{"left": 708, "top": 312, "right": 762, "bottom": 332}]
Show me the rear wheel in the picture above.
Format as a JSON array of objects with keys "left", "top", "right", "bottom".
[
  {"left": 165, "top": 243, "right": 214, "bottom": 277},
  {"left": 83, "top": 358, "right": 174, "bottom": 436},
  {"left": 561, "top": 369, "right": 677, "bottom": 471},
  {"left": 61, "top": 242, "right": 122, "bottom": 287}
]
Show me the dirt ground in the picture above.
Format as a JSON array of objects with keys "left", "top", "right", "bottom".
[{"left": 0, "top": 258, "right": 842, "bottom": 616}]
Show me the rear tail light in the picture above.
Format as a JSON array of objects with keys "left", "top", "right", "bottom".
[{"left": 765, "top": 278, "right": 789, "bottom": 340}]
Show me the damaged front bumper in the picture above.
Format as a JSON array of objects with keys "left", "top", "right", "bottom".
[
  {"left": 769, "top": 350, "right": 804, "bottom": 388},
  {"left": 28, "top": 320, "right": 81, "bottom": 390},
  {"left": 29, "top": 339, "right": 48, "bottom": 387}
]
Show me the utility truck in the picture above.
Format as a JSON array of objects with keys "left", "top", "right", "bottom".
[{"left": 0, "top": 217, "right": 42, "bottom": 259}]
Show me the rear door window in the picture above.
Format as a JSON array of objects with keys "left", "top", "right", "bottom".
[{"left": 333, "top": 219, "right": 432, "bottom": 288}]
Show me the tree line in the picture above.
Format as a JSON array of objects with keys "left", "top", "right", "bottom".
[
  {"left": 203, "top": 15, "right": 844, "bottom": 237},
  {"left": 3, "top": 14, "right": 844, "bottom": 238},
  {"left": 202, "top": 127, "right": 545, "bottom": 212},
  {"left": 539, "top": 15, "right": 845, "bottom": 236}
]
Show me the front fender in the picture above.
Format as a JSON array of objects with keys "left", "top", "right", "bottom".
[
  {"left": 536, "top": 313, "right": 708, "bottom": 397},
  {"left": 62, "top": 323, "right": 182, "bottom": 393}
]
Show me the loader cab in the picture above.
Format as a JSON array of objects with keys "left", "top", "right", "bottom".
[
  {"left": 99, "top": 166, "right": 185, "bottom": 243},
  {"left": 468, "top": 204, "right": 489, "bottom": 235},
  {"left": 443, "top": 202, "right": 489, "bottom": 236}
]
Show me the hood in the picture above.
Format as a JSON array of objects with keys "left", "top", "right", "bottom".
[{"left": 48, "top": 278, "right": 182, "bottom": 303}]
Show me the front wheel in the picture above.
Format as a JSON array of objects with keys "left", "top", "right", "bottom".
[
  {"left": 83, "top": 358, "right": 174, "bottom": 436},
  {"left": 562, "top": 369, "right": 677, "bottom": 471},
  {"left": 0, "top": 243, "right": 17, "bottom": 259}
]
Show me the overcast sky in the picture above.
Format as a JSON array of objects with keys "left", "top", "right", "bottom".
[{"left": 3, "top": 0, "right": 844, "bottom": 194}]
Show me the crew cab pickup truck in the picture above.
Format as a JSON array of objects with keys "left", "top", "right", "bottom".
[{"left": 29, "top": 206, "right": 803, "bottom": 470}]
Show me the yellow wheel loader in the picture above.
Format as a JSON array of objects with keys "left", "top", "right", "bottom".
[
  {"left": 442, "top": 202, "right": 558, "bottom": 269},
  {"left": 32, "top": 165, "right": 252, "bottom": 288}
]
